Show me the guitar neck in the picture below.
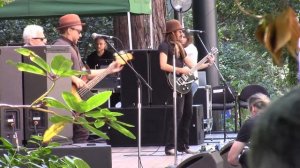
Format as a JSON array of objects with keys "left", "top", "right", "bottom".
[
  {"left": 189, "top": 55, "right": 209, "bottom": 73},
  {"left": 85, "top": 68, "right": 111, "bottom": 90}
]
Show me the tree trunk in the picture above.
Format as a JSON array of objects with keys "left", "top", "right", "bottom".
[{"left": 113, "top": 0, "right": 166, "bottom": 50}]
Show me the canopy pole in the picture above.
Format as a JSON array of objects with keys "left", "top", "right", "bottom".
[
  {"left": 149, "top": 2, "right": 153, "bottom": 49},
  {"left": 127, "top": 12, "right": 133, "bottom": 50}
]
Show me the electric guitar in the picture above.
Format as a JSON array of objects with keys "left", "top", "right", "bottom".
[
  {"left": 167, "top": 47, "right": 218, "bottom": 94},
  {"left": 71, "top": 52, "right": 133, "bottom": 100}
]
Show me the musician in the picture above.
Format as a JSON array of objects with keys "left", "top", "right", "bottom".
[
  {"left": 86, "top": 36, "right": 114, "bottom": 69},
  {"left": 159, "top": 19, "right": 214, "bottom": 155},
  {"left": 23, "top": 24, "right": 47, "bottom": 46},
  {"left": 53, "top": 14, "right": 123, "bottom": 143},
  {"left": 180, "top": 31, "right": 199, "bottom": 96},
  {"left": 228, "top": 93, "right": 270, "bottom": 167}
]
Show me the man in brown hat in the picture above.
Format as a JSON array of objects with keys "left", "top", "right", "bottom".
[
  {"left": 53, "top": 14, "right": 123, "bottom": 143},
  {"left": 158, "top": 19, "right": 214, "bottom": 155}
]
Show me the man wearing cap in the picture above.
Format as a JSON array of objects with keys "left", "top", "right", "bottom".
[
  {"left": 53, "top": 14, "right": 123, "bottom": 143},
  {"left": 158, "top": 19, "right": 214, "bottom": 155},
  {"left": 228, "top": 93, "right": 270, "bottom": 167}
]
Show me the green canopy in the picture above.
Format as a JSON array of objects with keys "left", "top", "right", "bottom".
[{"left": 0, "top": 0, "right": 151, "bottom": 19}]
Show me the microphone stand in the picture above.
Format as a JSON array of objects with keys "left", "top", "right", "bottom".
[
  {"left": 105, "top": 38, "right": 152, "bottom": 168},
  {"left": 195, "top": 33, "right": 235, "bottom": 142}
]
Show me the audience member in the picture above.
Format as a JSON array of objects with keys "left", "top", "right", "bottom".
[
  {"left": 250, "top": 87, "right": 300, "bottom": 168},
  {"left": 228, "top": 93, "right": 270, "bottom": 167}
]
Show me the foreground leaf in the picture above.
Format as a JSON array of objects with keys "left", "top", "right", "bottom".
[
  {"left": 51, "top": 55, "right": 73, "bottom": 76},
  {"left": 6, "top": 60, "right": 46, "bottom": 76},
  {"left": 109, "top": 121, "right": 136, "bottom": 139},
  {"left": 43, "top": 122, "right": 66, "bottom": 143}
]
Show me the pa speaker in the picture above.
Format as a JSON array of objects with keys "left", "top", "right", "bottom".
[
  {"left": 107, "top": 105, "right": 204, "bottom": 147},
  {"left": 177, "top": 151, "right": 223, "bottom": 168},
  {"left": 51, "top": 143, "right": 111, "bottom": 168},
  {"left": 22, "top": 46, "right": 72, "bottom": 145},
  {"left": 0, "top": 46, "right": 24, "bottom": 145},
  {"left": 219, "top": 141, "right": 242, "bottom": 168}
]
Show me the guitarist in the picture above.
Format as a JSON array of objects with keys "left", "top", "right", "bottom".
[
  {"left": 53, "top": 14, "right": 123, "bottom": 143},
  {"left": 158, "top": 19, "right": 214, "bottom": 155}
]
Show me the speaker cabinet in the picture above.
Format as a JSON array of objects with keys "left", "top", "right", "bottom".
[
  {"left": 177, "top": 151, "right": 223, "bottom": 168},
  {"left": 0, "top": 46, "right": 24, "bottom": 145},
  {"left": 220, "top": 141, "right": 242, "bottom": 168},
  {"left": 22, "top": 46, "right": 72, "bottom": 145},
  {"left": 107, "top": 105, "right": 203, "bottom": 147},
  {"left": 51, "top": 144, "right": 111, "bottom": 168}
]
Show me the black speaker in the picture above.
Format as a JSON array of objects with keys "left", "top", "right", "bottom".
[
  {"left": 177, "top": 151, "right": 223, "bottom": 168},
  {"left": 190, "top": 105, "right": 204, "bottom": 145},
  {"left": 219, "top": 141, "right": 242, "bottom": 168},
  {"left": 51, "top": 144, "right": 111, "bottom": 168},
  {"left": 120, "top": 49, "right": 153, "bottom": 107},
  {"left": 22, "top": 46, "right": 72, "bottom": 145},
  {"left": 107, "top": 105, "right": 204, "bottom": 147},
  {"left": 0, "top": 46, "right": 24, "bottom": 145}
]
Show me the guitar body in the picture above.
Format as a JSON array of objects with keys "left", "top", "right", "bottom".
[{"left": 167, "top": 73, "right": 197, "bottom": 94}]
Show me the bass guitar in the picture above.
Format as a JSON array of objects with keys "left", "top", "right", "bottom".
[
  {"left": 72, "top": 52, "right": 133, "bottom": 100},
  {"left": 167, "top": 47, "right": 218, "bottom": 94}
]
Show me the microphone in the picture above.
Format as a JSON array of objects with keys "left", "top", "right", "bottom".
[
  {"left": 91, "top": 33, "right": 114, "bottom": 39},
  {"left": 186, "top": 29, "right": 205, "bottom": 33}
]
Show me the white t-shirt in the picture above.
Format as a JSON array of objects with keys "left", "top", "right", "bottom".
[{"left": 184, "top": 43, "right": 199, "bottom": 85}]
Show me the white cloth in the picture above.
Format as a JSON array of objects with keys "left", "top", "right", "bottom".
[{"left": 184, "top": 44, "right": 199, "bottom": 85}]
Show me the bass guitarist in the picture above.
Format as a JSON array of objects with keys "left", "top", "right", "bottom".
[
  {"left": 158, "top": 19, "right": 214, "bottom": 155},
  {"left": 53, "top": 14, "right": 123, "bottom": 143}
]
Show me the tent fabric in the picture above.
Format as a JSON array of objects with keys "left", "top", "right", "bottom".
[{"left": 0, "top": 0, "right": 151, "bottom": 19}]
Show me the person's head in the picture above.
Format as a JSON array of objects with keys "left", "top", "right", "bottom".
[
  {"left": 56, "top": 14, "right": 85, "bottom": 44},
  {"left": 165, "top": 19, "right": 183, "bottom": 42},
  {"left": 250, "top": 87, "right": 300, "bottom": 168},
  {"left": 94, "top": 36, "right": 107, "bottom": 55},
  {"left": 247, "top": 93, "right": 270, "bottom": 116},
  {"left": 180, "top": 31, "right": 193, "bottom": 48},
  {"left": 23, "top": 25, "right": 46, "bottom": 46}
]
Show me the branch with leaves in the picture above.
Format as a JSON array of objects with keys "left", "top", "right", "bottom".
[{"left": 4, "top": 48, "right": 136, "bottom": 144}]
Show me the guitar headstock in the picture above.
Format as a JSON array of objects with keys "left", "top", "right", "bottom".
[
  {"left": 114, "top": 51, "right": 133, "bottom": 65},
  {"left": 210, "top": 47, "right": 219, "bottom": 56}
]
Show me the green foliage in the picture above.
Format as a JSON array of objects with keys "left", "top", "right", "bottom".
[
  {"left": 1, "top": 48, "right": 136, "bottom": 167},
  {"left": 0, "top": 137, "right": 90, "bottom": 168}
]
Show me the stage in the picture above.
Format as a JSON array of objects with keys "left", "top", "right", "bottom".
[{"left": 111, "top": 133, "right": 237, "bottom": 168}]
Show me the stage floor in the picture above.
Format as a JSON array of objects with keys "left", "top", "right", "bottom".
[{"left": 111, "top": 132, "right": 237, "bottom": 168}]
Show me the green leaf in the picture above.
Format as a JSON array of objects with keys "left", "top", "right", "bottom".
[
  {"left": 7, "top": 61, "right": 46, "bottom": 76},
  {"left": 81, "top": 120, "right": 109, "bottom": 140},
  {"left": 60, "top": 70, "right": 87, "bottom": 77},
  {"left": 0, "top": 137, "right": 13, "bottom": 149},
  {"left": 62, "top": 92, "right": 85, "bottom": 112},
  {"left": 94, "top": 120, "right": 105, "bottom": 128},
  {"left": 85, "top": 109, "right": 105, "bottom": 118},
  {"left": 73, "top": 157, "right": 91, "bottom": 168},
  {"left": 49, "top": 115, "right": 73, "bottom": 123},
  {"left": 101, "top": 108, "right": 124, "bottom": 117},
  {"left": 44, "top": 97, "right": 71, "bottom": 111},
  {"left": 115, "top": 120, "right": 135, "bottom": 128},
  {"left": 15, "top": 48, "right": 51, "bottom": 72},
  {"left": 51, "top": 55, "right": 73, "bottom": 76},
  {"left": 109, "top": 121, "right": 136, "bottom": 139},
  {"left": 84, "top": 91, "right": 112, "bottom": 112}
]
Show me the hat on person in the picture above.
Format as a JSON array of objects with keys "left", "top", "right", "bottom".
[
  {"left": 165, "top": 19, "right": 183, "bottom": 33},
  {"left": 57, "top": 14, "right": 85, "bottom": 29}
]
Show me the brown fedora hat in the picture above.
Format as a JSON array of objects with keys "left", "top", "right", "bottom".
[
  {"left": 57, "top": 14, "right": 85, "bottom": 29},
  {"left": 165, "top": 19, "right": 183, "bottom": 33}
]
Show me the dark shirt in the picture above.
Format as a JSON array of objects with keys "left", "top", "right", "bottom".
[
  {"left": 53, "top": 36, "right": 84, "bottom": 71},
  {"left": 236, "top": 116, "right": 257, "bottom": 143},
  {"left": 86, "top": 50, "right": 114, "bottom": 69},
  {"left": 158, "top": 41, "right": 185, "bottom": 68}
]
